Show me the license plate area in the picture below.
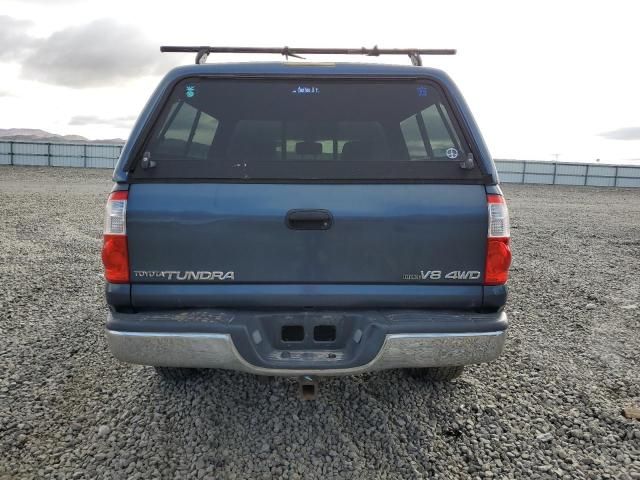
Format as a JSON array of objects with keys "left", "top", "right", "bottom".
[{"left": 236, "top": 311, "right": 387, "bottom": 368}]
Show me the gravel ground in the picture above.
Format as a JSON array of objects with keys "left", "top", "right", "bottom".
[{"left": 0, "top": 165, "right": 639, "bottom": 479}]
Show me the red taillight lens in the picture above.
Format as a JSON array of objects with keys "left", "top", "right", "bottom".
[
  {"left": 102, "top": 235, "right": 129, "bottom": 283},
  {"left": 485, "top": 237, "right": 511, "bottom": 285},
  {"left": 484, "top": 194, "right": 511, "bottom": 285},
  {"left": 102, "top": 190, "right": 129, "bottom": 283}
]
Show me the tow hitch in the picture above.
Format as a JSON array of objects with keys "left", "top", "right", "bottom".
[{"left": 299, "top": 375, "right": 319, "bottom": 400}]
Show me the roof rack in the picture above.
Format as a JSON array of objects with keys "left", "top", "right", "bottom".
[{"left": 160, "top": 45, "right": 456, "bottom": 66}]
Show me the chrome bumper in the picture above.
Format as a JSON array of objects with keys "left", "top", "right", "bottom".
[{"left": 106, "top": 329, "right": 506, "bottom": 376}]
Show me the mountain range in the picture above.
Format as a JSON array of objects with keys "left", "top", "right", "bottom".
[{"left": 0, "top": 128, "right": 125, "bottom": 145}]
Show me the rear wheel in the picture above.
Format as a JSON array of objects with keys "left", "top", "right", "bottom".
[
  {"left": 405, "top": 366, "right": 465, "bottom": 382},
  {"left": 154, "top": 366, "right": 201, "bottom": 381}
]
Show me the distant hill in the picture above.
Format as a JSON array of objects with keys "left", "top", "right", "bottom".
[{"left": 0, "top": 128, "right": 125, "bottom": 145}]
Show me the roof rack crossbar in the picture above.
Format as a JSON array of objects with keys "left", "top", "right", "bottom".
[{"left": 160, "top": 45, "right": 456, "bottom": 66}]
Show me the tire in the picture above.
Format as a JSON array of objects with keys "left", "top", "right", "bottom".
[
  {"left": 154, "top": 366, "right": 201, "bottom": 381},
  {"left": 405, "top": 366, "right": 465, "bottom": 382}
]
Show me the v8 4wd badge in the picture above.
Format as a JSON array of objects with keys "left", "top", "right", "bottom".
[{"left": 403, "top": 270, "right": 481, "bottom": 281}]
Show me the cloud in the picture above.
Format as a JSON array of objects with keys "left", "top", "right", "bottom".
[
  {"left": 69, "top": 114, "right": 137, "bottom": 129},
  {"left": 599, "top": 127, "right": 640, "bottom": 141},
  {"left": 0, "top": 16, "right": 40, "bottom": 61},
  {"left": 21, "top": 19, "right": 170, "bottom": 88}
]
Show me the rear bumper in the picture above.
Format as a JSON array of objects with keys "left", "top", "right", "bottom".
[{"left": 106, "top": 309, "right": 507, "bottom": 376}]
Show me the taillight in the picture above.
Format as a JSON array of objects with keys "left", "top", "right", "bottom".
[
  {"left": 101, "top": 190, "right": 129, "bottom": 283},
  {"left": 484, "top": 194, "right": 511, "bottom": 285}
]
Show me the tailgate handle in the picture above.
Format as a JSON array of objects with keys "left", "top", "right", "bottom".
[{"left": 286, "top": 209, "right": 333, "bottom": 230}]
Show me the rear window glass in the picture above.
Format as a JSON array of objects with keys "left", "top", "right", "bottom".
[{"left": 132, "top": 79, "right": 481, "bottom": 181}]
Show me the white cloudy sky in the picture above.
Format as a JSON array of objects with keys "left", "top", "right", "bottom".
[{"left": 0, "top": 0, "right": 639, "bottom": 163}]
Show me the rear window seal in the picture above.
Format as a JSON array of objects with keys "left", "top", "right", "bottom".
[{"left": 126, "top": 177, "right": 493, "bottom": 185}]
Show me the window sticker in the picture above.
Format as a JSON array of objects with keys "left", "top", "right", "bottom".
[
  {"left": 185, "top": 85, "right": 196, "bottom": 98},
  {"left": 446, "top": 147, "right": 459, "bottom": 159},
  {"left": 291, "top": 86, "right": 320, "bottom": 95},
  {"left": 417, "top": 85, "right": 428, "bottom": 97}
]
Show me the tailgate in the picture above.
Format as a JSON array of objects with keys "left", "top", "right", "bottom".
[{"left": 127, "top": 183, "right": 487, "bottom": 307}]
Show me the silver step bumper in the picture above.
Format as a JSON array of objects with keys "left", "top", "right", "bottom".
[{"left": 106, "top": 329, "right": 506, "bottom": 376}]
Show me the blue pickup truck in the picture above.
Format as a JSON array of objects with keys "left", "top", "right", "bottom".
[{"left": 102, "top": 47, "right": 511, "bottom": 388}]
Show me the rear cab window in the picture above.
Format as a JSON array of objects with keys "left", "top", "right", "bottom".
[{"left": 131, "top": 78, "right": 482, "bottom": 181}]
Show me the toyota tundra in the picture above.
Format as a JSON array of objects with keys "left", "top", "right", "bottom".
[{"left": 102, "top": 46, "right": 511, "bottom": 386}]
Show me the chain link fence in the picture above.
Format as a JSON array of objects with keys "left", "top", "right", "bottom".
[
  {"left": 1, "top": 141, "right": 638, "bottom": 187},
  {"left": 0, "top": 141, "right": 122, "bottom": 169},
  {"left": 495, "top": 159, "right": 640, "bottom": 188}
]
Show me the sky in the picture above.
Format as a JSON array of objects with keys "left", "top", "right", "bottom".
[{"left": 0, "top": 0, "right": 639, "bottom": 164}]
